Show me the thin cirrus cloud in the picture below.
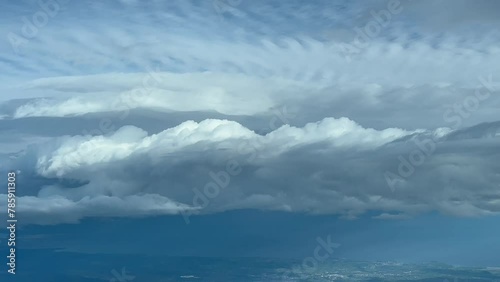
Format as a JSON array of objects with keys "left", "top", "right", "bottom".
[
  {"left": 2, "top": 36, "right": 500, "bottom": 129},
  {"left": 0, "top": 0, "right": 499, "bottom": 225}
]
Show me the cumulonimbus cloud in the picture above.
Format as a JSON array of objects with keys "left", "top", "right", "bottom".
[{"left": 2, "top": 117, "right": 499, "bottom": 225}]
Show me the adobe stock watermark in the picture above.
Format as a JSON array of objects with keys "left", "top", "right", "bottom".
[
  {"left": 7, "top": 0, "right": 66, "bottom": 55},
  {"left": 180, "top": 105, "right": 296, "bottom": 224},
  {"left": 281, "top": 235, "right": 340, "bottom": 280},
  {"left": 385, "top": 75, "right": 496, "bottom": 191},
  {"left": 110, "top": 267, "right": 135, "bottom": 282},
  {"left": 338, "top": 0, "right": 405, "bottom": 62}
]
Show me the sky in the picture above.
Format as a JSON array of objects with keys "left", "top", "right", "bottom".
[{"left": 0, "top": 0, "right": 500, "bottom": 268}]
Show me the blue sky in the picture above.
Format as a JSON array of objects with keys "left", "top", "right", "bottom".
[{"left": 1, "top": 0, "right": 500, "bottom": 269}]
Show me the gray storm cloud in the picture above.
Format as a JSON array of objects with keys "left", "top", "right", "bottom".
[{"left": 0, "top": 0, "right": 499, "bottom": 225}]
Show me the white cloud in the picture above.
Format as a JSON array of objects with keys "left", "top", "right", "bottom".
[
  {"left": 0, "top": 193, "right": 194, "bottom": 225},
  {"left": 1, "top": 0, "right": 500, "bottom": 226},
  {"left": 4, "top": 117, "right": 500, "bottom": 225},
  {"left": 35, "top": 117, "right": 415, "bottom": 178}
]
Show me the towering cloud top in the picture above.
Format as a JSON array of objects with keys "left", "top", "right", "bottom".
[{"left": 0, "top": 0, "right": 499, "bottom": 225}]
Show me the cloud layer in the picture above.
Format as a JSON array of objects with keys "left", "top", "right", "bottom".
[
  {"left": 2, "top": 117, "right": 500, "bottom": 224},
  {"left": 0, "top": 0, "right": 499, "bottom": 225}
]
